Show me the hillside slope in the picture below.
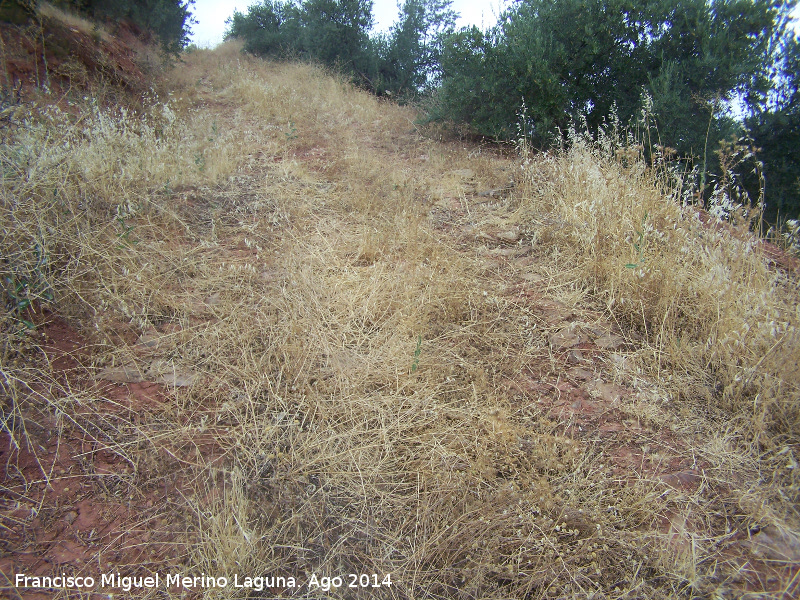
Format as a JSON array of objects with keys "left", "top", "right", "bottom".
[{"left": 1, "top": 39, "right": 799, "bottom": 599}]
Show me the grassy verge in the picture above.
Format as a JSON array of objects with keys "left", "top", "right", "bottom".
[{"left": 518, "top": 134, "right": 799, "bottom": 438}]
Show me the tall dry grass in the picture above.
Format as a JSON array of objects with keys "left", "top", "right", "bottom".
[
  {"left": 2, "top": 40, "right": 798, "bottom": 600},
  {"left": 518, "top": 132, "right": 799, "bottom": 438}
]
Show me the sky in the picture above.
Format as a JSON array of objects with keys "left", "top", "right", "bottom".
[
  {"left": 189, "top": 0, "right": 800, "bottom": 48},
  {"left": 189, "top": 0, "right": 511, "bottom": 48}
]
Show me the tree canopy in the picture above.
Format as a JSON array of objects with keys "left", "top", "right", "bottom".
[{"left": 226, "top": 0, "right": 456, "bottom": 98}]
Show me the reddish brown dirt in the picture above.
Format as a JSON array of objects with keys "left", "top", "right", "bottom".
[
  {"left": 451, "top": 199, "right": 800, "bottom": 599},
  {"left": 5, "top": 270, "right": 795, "bottom": 598},
  {"left": 2, "top": 27, "right": 797, "bottom": 594},
  {"left": 0, "top": 316, "right": 190, "bottom": 599},
  {"left": 0, "top": 14, "right": 148, "bottom": 102}
]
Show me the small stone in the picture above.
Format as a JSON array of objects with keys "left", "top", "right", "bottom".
[
  {"left": 549, "top": 329, "right": 585, "bottom": 350},
  {"left": 594, "top": 333, "right": 626, "bottom": 350},
  {"left": 521, "top": 272, "right": 545, "bottom": 283},
  {"left": 744, "top": 526, "right": 800, "bottom": 562},
  {"left": 496, "top": 229, "right": 520, "bottom": 243},
  {"left": 147, "top": 360, "right": 198, "bottom": 387},
  {"left": 64, "top": 510, "right": 78, "bottom": 525},
  {"left": 660, "top": 470, "right": 702, "bottom": 490},
  {"left": 567, "top": 350, "right": 592, "bottom": 364},
  {"left": 156, "top": 371, "right": 198, "bottom": 387},
  {"left": 537, "top": 300, "right": 575, "bottom": 324},
  {"left": 568, "top": 367, "right": 595, "bottom": 381},
  {"left": 571, "top": 398, "right": 586, "bottom": 410},
  {"left": 135, "top": 328, "right": 162, "bottom": 351},
  {"left": 586, "top": 381, "right": 629, "bottom": 404},
  {"left": 97, "top": 364, "right": 145, "bottom": 383}
]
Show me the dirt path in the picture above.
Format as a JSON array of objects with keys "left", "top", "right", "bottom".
[{"left": 2, "top": 54, "right": 798, "bottom": 599}]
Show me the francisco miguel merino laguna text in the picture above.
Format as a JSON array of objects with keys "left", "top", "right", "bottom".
[{"left": 15, "top": 573, "right": 298, "bottom": 592}]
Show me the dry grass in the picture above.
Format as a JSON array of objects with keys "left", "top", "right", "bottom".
[
  {"left": 37, "top": 2, "right": 112, "bottom": 43},
  {"left": 2, "top": 41, "right": 798, "bottom": 599},
  {"left": 518, "top": 134, "right": 800, "bottom": 433}
]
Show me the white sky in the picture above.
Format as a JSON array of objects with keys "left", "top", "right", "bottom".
[
  {"left": 189, "top": 0, "right": 511, "bottom": 47},
  {"left": 189, "top": 1, "right": 800, "bottom": 49}
]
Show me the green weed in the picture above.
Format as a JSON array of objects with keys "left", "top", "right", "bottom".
[
  {"left": 411, "top": 334, "right": 422, "bottom": 373},
  {"left": 624, "top": 211, "right": 648, "bottom": 269}
]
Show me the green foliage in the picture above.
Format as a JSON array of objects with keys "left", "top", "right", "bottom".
[
  {"left": 432, "top": 26, "right": 513, "bottom": 137},
  {"left": 226, "top": 0, "right": 374, "bottom": 76},
  {"left": 411, "top": 334, "right": 422, "bottom": 373},
  {"left": 226, "top": 0, "right": 456, "bottom": 98},
  {"left": 436, "top": 0, "right": 646, "bottom": 142},
  {"left": 433, "top": 0, "right": 791, "bottom": 151},
  {"left": 225, "top": 0, "right": 295, "bottom": 56},
  {"left": 379, "top": 0, "right": 456, "bottom": 96},
  {"left": 298, "top": 0, "right": 373, "bottom": 67},
  {"left": 430, "top": 0, "right": 800, "bottom": 225},
  {"left": 2, "top": 242, "right": 53, "bottom": 332},
  {"left": 746, "top": 32, "right": 800, "bottom": 221}
]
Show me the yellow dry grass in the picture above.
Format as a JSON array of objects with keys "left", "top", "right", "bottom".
[
  {"left": 37, "top": 2, "right": 112, "bottom": 43},
  {"left": 1, "top": 40, "right": 798, "bottom": 599},
  {"left": 519, "top": 136, "right": 800, "bottom": 436}
]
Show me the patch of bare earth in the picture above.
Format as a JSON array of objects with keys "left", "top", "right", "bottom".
[{"left": 0, "top": 314, "right": 198, "bottom": 598}]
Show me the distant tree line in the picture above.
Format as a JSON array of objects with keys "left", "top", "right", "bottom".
[
  {"left": 434, "top": 0, "right": 799, "bottom": 223},
  {"left": 227, "top": 0, "right": 800, "bottom": 223},
  {"left": 225, "top": 0, "right": 455, "bottom": 97}
]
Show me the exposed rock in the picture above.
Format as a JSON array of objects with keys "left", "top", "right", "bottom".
[
  {"left": 586, "top": 380, "right": 629, "bottom": 404},
  {"left": 496, "top": 229, "right": 521, "bottom": 243},
  {"left": 97, "top": 360, "right": 197, "bottom": 387},
  {"left": 568, "top": 367, "right": 595, "bottom": 381},
  {"left": 594, "top": 333, "right": 626, "bottom": 350},
  {"left": 583, "top": 322, "right": 612, "bottom": 338},
  {"left": 660, "top": 470, "right": 702, "bottom": 490},
  {"left": 536, "top": 300, "right": 575, "bottom": 324},
  {"left": 742, "top": 526, "right": 800, "bottom": 562},
  {"left": 483, "top": 247, "right": 517, "bottom": 257},
  {"left": 549, "top": 329, "right": 585, "bottom": 350},
  {"left": 97, "top": 364, "right": 146, "bottom": 383},
  {"left": 134, "top": 327, "right": 178, "bottom": 353},
  {"left": 520, "top": 272, "right": 545, "bottom": 283},
  {"left": 156, "top": 371, "right": 198, "bottom": 387},
  {"left": 478, "top": 185, "right": 515, "bottom": 198},
  {"left": 135, "top": 328, "right": 162, "bottom": 350},
  {"left": 146, "top": 360, "right": 198, "bottom": 387},
  {"left": 567, "top": 349, "right": 592, "bottom": 365}
]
